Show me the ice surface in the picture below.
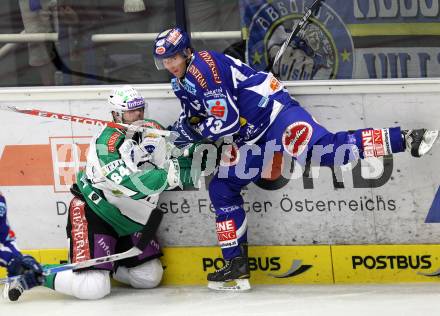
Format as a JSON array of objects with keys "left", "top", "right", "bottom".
[{"left": 1, "top": 284, "right": 440, "bottom": 316}]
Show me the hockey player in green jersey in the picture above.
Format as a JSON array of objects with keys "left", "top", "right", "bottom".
[{"left": 7, "top": 85, "right": 197, "bottom": 300}]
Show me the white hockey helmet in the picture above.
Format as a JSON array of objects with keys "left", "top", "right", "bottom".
[{"left": 108, "top": 85, "right": 147, "bottom": 119}]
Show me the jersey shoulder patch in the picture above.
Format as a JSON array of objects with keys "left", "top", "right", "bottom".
[{"left": 97, "top": 127, "right": 125, "bottom": 154}]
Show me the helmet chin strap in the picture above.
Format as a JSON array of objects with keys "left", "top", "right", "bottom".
[{"left": 180, "top": 53, "right": 194, "bottom": 79}]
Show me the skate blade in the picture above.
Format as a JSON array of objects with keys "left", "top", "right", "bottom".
[
  {"left": 207, "top": 279, "right": 251, "bottom": 292},
  {"left": 2, "top": 283, "right": 10, "bottom": 300},
  {"left": 419, "top": 130, "right": 439, "bottom": 156}
]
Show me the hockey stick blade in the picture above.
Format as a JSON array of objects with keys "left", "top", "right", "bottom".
[
  {"left": 266, "top": 0, "right": 324, "bottom": 73},
  {"left": 0, "top": 210, "right": 163, "bottom": 285},
  {"left": 0, "top": 247, "right": 143, "bottom": 285},
  {"left": 0, "top": 104, "right": 171, "bottom": 137}
]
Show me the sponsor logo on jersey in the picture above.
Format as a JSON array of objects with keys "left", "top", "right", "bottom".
[
  {"left": 102, "top": 159, "right": 124, "bottom": 176},
  {"left": 108, "top": 132, "right": 122, "bottom": 153},
  {"left": 69, "top": 198, "right": 91, "bottom": 263},
  {"left": 361, "top": 128, "right": 391, "bottom": 157},
  {"left": 171, "top": 78, "right": 180, "bottom": 92},
  {"left": 206, "top": 98, "right": 227, "bottom": 120},
  {"left": 245, "top": 0, "right": 354, "bottom": 80},
  {"left": 187, "top": 64, "right": 208, "bottom": 89},
  {"left": 219, "top": 205, "right": 241, "bottom": 213},
  {"left": 155, "top": 46, "right": 166, "bottom": 55},
  {"left": 182, "top": 78, "right": 197, "bottom": 95},
  {"left": 352, "top": 255, "right": 432, "bottom": 270},
  {"left": 269, "top": 76, "right": 281, "bottom": 92},
  {"left": 199, "top": 51, "right": 222, "bottom": 84},
  {"left": 166, "top": 29, "right": 183, "bottom": 46},
  {"left": 257, "top": 96, "right": 269, "bottom": 108},
  {"left": 216, "top": 219, "right": 238, "bottom": 248},
  {"left": 283, "top": 122, "right": 313, "bottom": 157},
  {"left": 203, "top": 88, "right": 226, "bottom": 99}
]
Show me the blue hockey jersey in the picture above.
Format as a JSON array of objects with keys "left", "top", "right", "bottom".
[
  {"left": 0, "top": 194, "right": 21, "bottom": 267},
  {"left": 171, "top": 50, "right": 299, "bottom": 145}
]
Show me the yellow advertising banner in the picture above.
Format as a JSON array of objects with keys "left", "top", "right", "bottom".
[
  {"left": 332, "top": 244, "right": 440, "bottom": 283},
  {"left": 2, "top": 245, "right": 439, "bottom": 285}
]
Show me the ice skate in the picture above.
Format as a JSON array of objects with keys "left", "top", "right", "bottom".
[
  {"left": 2, "top": 279, "right": 24, "bottom": 302},
  {"left": 207, "top": 244, "right": 251, "bottom": 292},
  {"left": 402, "top": 129, "right": 439, "bottom": 157}
]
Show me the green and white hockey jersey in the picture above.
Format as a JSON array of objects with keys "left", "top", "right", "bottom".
[{"left": 76, "top": 119, "right": 192, "bottom": 236}]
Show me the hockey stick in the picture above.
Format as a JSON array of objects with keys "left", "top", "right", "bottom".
[
  {"left": 265, "top": 0, "right": 324, "bottom": 72},
  {"left": 0, "top": 208, "right": 163, "bottom": 284},
  {"left": 0, "top": 105, "right": 171, "bottom": 137}
]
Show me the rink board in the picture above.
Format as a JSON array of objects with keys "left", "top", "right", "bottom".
[
  {"left": 332, "top": 244, "right": 440, "bottom": 283},
  {"left": 1, "top": 245, "right": 440, "bottom": 285},
  {"left": 1, "top": 82, "right": 440, "bottom": 251}
]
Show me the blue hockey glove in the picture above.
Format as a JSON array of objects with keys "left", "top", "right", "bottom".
[
  {"left": 7, "top": 255, "right": 44, "bottom": 289},
  {"left": 169, "top": 118, "right": 206, "bottom": 149}
]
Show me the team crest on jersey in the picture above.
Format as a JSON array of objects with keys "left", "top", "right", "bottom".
[
  {"left": 245, "top": 0, "right": 354, "bottom": 80},
  {"left": 283, "top": 121, "right": 313, "bottom": 157},
  {"left": 206, "top": 99, "right": 228, "bottom": 121}
]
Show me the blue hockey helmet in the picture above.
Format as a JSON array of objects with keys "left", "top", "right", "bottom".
[{"left": 153, "top": 27, "right": 191, "bottom": 70}]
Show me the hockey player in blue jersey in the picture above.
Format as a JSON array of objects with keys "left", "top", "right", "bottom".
[
  {"left": 153, "top": 27, "right": 439, "bottom": 291},
  {"left": 0, "top": 191, "right": 43, "bottom": 300}
]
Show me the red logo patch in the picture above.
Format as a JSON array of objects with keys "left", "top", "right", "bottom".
[
  {"left": 107, "top": 132, "right": 121, "bottom": 153},
  {"left": 361, "top": 129, "right": 386, "bottom": 157},
  {"left": 216, "top": 219, "right": 237, "bottom": 242},
  {"left": 283, "top": 122, "right": 313, "bottom": 157},
  {"left": 211, "top": 102, "right": 225, "bottom": 118},
  {"left": 69, "top": 198, "right": 91, "bottom": 263},
  {"left": 155, "top": 46, "right": 166, "bottom": 55}
]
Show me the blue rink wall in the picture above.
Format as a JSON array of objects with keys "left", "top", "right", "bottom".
[{"left": 0, "top": 79, "right": 439, "bottom": 284}]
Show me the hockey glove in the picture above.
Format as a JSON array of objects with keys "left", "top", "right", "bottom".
[
  {"left": 169, "top": 118, "right": 206, "bottom": 149},
  {"left": 7, "top": 255, "right": 44, "bottom": 290}
]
